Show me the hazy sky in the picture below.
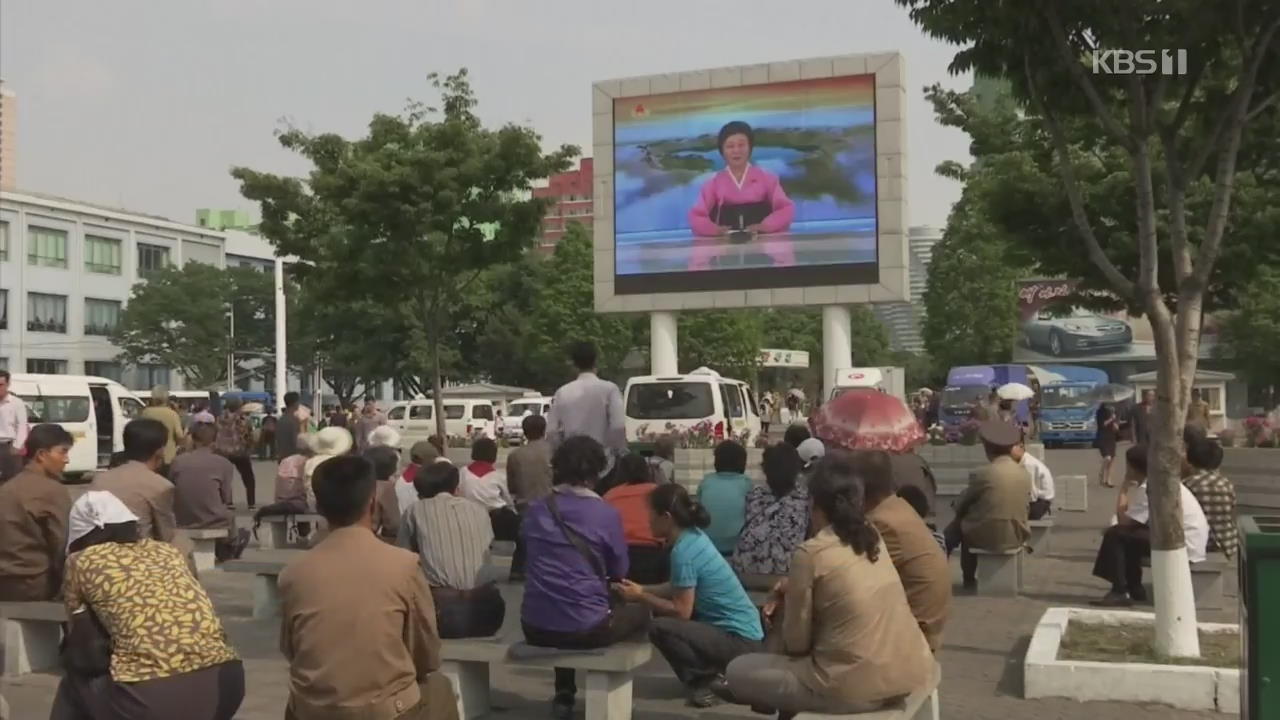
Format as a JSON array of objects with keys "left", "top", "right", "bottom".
[{"left": 0, "top": 0, "right": 971, "bottom": 228}]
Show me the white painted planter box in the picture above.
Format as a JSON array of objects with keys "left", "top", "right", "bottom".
[{"left": 1025, "top": 607, "right": 1240, "bottom": 713}]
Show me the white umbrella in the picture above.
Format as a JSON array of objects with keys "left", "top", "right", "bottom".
[
  {"left": 997, "top": 382, "right": 1036, "bottom": 401},
  {"left": 242, "top": 402, "right": 266, "bottom": 414},
  {"left": 787, "top": 388, "right": 806, "bottom": 401}
]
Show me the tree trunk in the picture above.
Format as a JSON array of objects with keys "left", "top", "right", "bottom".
[{"left": 1145, "top": 299, "right": 1200, "bottom": 657}]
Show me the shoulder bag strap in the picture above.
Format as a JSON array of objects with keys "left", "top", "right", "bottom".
[{"left": 544, "top": 491, "right": 609, "bottom": 589}]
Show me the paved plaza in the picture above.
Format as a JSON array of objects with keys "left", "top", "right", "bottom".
[{"left": 3, "top": 447, "right": 1237, "bottom": 719}]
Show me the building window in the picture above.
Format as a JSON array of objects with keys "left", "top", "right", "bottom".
[
  {"left": 136, "top": 364, "right": 170, "bottom": 389},
  {"left": 27, "top": 293, "right": 68, "bottom": 333},
  {"left": 84, "top": 235, "right": 123, "bottom": 274},
  {"left": 84, "top": 361, "right": 123, "bottom": 381},
  {"left": 0, "top": 358, "right": 6, "bottom": 371},
  {"left": 28, "top": 226, "right": 69, "bottom": 268},
  {"left": 27, "top": 358, "right": 68, "bottom": 374},
  {"left": 138, "top": 243, "right": 171, "bottom": 277},
  {"left": 0, "top": 221, "right": 8, "bottom": 261},
  {"left": 84, "top": 298, "right": 123, "bottom": 336},
  {"left": 0, "top": 289, "right": 6, "bottom": 330}
]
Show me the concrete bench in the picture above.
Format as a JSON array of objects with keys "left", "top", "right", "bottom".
[
  {"left": 176, "top": 527, "right": 230, "bottom": 572},
  {"left": 796, "top": 661, "right": 940, "bottom": 720},
  {"left": 440, "top": 635, "right": 652, "bottom": 720},
  {"left": 1028, "top": 518, "right": 1054, "bottom": 554},
  {"left": 1140, "top": 555, "right": 1230, "bottom": 610},
  {"left": 260, "top": 514, "right": 325, "bottom": 549},
  {"left": 0, "top": 601, "right": 64, "bottom": 676},
  {"left": 970, "top": 547, "right": 1023, "bottom": 597},
  {"left": 222, "top": 559, "right": 287, "bottom": 619}
]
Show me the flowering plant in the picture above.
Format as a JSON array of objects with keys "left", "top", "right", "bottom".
[
  {"left": 1244, "top": 416, "right": 1273, "bottom": 447},
  {"left": 633, "top": 420, "right": 746, "bottom": 449},
  {"left": 927, "top": 424, "right": 947, "bottom": 446}
]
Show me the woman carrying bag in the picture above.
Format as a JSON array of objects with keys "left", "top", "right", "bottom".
[{"left": 51, "top": 491, "right": 244, "bottom": 720}]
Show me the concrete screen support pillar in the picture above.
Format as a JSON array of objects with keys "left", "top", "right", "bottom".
[
  {"left": 651, "top": 312, "right": 678, "bottom": 376},
  {"left": 822, "top": 305, "right": 852, "bottom": 402}
]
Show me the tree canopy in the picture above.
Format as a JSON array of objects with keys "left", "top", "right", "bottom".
[
  {"left": 114, "top": 263, "right": 276, "bottom": 389},
  {"left": 234, "top": 69, "right": 577, "bottom": 435}
]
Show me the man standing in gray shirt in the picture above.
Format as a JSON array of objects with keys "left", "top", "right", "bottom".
[
  {"left": 547, "top": 342, "right": 627, "bottom": 480},
  {"left": 275, "top": 391, "right": 303, "bottom": 461}
]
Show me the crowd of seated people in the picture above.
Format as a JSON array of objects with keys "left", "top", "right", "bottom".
[{"left": 5, "top": 392, "right": 1237, "bottom": 720}]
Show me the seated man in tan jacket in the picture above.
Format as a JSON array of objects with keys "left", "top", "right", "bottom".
[
  {"left": 90, "top": 418, "right": 177, "bottom": 543},
  {"left": 278, "top": 455, "right": 457, "bottom": 720},
  {"left": 944, "top": 421, "right": 1032, "bottom": 592},
  {"left": 857, "top": 449, "right": 951, "bottom": 652}
]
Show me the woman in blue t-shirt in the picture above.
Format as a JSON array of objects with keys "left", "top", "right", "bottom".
[{"left": 614, "top": 484, "right": 765, "bottom": 708}]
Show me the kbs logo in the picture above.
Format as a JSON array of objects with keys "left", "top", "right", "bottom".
[{"left": 1092, "top": 49, "right": 1188, "bottom": 75}]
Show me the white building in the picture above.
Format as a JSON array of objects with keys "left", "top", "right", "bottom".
[
  {"left": 873, "top": 225, "right": 942, "bottom": 354},
  {"left": 0, "top": 191, "right": 230, "bottom": 388}
]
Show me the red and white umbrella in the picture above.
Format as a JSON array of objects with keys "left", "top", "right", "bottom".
[{"left": 809, "top": 389, "right": 925, "bottom": 454}]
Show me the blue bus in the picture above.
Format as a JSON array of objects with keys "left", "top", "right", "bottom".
[
  {"left": 939, "top": 364, "right": 1032, "bottom": 441},
  {"left": 1033, "top": 365, "right": 1109, "bottom": 446}
]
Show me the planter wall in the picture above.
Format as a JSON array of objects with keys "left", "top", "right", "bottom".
[{"left": 1025, "top": 607, "right": 1239, "bottom": 713}]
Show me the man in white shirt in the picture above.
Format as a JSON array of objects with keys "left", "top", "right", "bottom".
[
  {"left": 458, "top": 438, "right": 518, "bottom": 541},
  {"left": 546, "top": 342, "right": 626, "bottom": 482},
  {"left": 1091, "top": 444, "right": 1209, "bottom": 606},
  {"left": 0, "top": 371, "right": 28, "bottom": 456},
  {"left": 1012, "top": 441, "right": 1055, "bottom": 520}
]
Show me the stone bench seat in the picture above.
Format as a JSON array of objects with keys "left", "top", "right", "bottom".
[
  {"left": 259, "top": 514, "right": 326, "bottom": 549},
  {"left": 441, "top": 635, "right": 651, "bottom": 720},
  {"left": 176, "top": 527, "right": 230, "bottom": 572},
  {"left": 222, "top": 558, "right": 290, "bottom": 619},
  {"left": 970, "top": 547, "right": 1023, "bottom": 597},
  {"left": 0, "top": 601, "right": 64, "bottom": 677},
  {"left": 1027, "top": 518, "right": 1054, "bottom": 554},
  {"left": 1139, "top": 555, "right": 1230, "bottom": 610},
  {"left": 795, "top": 661, "right": 940, "bottom": 720}
]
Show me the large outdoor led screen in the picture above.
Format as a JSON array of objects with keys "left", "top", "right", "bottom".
[{"left": 612, "top": 74, "right": 878, "bottom": 294}]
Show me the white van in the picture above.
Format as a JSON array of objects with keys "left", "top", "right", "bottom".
[
  {"left": 387, "top": 397, "right": 498, "bottom": 441},
  {"left": 623, "top": 368, "right": 763, "bottom": 444},
  {"left": 10, "top": 374, "right": 145, "bottom": 479},
  {"left": 500, "top": 395, "right": 554, "bottom": 444}
]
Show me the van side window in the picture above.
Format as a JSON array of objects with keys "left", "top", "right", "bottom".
[
  {"left": 472, "top": 404, "right": 494, "bottom": 421},
  {"left": 410, "top": 405, "right": 432, "bottom": 420},
  {"left": 119, "top": 397, "right": 143, "bottom": 419},
  {"left": 743, "top": 386, "right": 758, "bottom": 417},
  {"left": 445, "top": 405, "right": 465, "bottom": 420},
  {"left": 721, "top": 385, "right": 745, "bottom": 418},
  {"left": 388, "top": 406, "right": 406, "bottom": 420}
]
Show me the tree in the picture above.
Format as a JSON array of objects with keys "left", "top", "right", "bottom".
[
  {"left": 114, "top": 263, "right": 274, "bottom": 389},
  {"left": 1218, "top": 266, "right": 1280, "bottom": 408},
  {"left": 899, "top": 0, "right": 1280, "bottom": 655},
  {"left": 679, "top": 311, "right": 764, "bottom": 380},
  {"left": 234, "top": 70, "right": 577, "bottom": 437},
  {"left": 921, "top": 218, "right": 1019, "bottom": 371}
]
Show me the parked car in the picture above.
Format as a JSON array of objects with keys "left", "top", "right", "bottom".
[
  {"left": 500, "top": 395, "right": 553, "bottom": 445},
  {"left": 1022, "top": 307, "right": 1133, "bottom": 356},
  {"left": 387, "top": 397, "right": 498, "bottom": 442}
]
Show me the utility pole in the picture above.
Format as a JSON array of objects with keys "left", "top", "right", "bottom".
[
  {"left": 274, "top": 258, "right": 287, "bottom": 414},
  {"left": 226, "top": 304, "right": 235, "bottom": 392}
]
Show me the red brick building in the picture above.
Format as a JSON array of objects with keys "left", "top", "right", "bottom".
[{"left": 534, "top": 157, "right": 593, "bottom": 249}]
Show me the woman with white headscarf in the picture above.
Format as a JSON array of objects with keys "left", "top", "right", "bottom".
[{"left": 51, "top": 491, "right": 244, "bottom": 720}]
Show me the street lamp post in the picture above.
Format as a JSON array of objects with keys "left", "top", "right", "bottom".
[{"left": 226, "top": 304, "right": 235, "bottom": 392}]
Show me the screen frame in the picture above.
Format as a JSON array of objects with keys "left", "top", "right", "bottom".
[{"left": 592, "top": 53, "right": 909, "bottom": 312}]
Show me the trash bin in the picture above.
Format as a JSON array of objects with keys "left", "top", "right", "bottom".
[{"left": 1240, "top": 514, "right": 1280, "bottom": 719}]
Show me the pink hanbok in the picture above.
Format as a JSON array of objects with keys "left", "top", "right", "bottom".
[{"left": 688, "top": 165, "right": 796, "bottom": 269}]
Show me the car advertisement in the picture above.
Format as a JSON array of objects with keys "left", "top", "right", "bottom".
[{"left": 1014, "top": 279, "right": 1219, "bottom": 362}]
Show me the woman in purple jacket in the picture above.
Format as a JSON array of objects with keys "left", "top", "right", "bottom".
[{"left": 520, "top": 436, "right": 652, "bottom": 719}]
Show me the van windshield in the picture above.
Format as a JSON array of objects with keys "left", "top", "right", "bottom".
[
  {"left": 1042, "top": 384, "right": 1095, "bottom": 408},
  {"left": 627, "top": 383, "right": 714, "bottom": 420},
  {"left": 27, "top": 396, "right": 92, "bottom": 423},
  {"left": 509, "top": 402, "right": 544, "bottom": 416}
]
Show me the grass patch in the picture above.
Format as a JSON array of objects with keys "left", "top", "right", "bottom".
[{"left": 1060, "top": 621, "right": 1239, "bottom": 668}]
